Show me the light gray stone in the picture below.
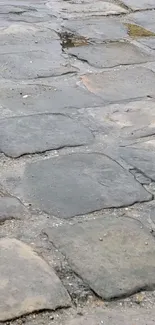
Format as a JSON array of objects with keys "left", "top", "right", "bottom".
[
  {"left": 0, "top": 238, "right": 70, "bottom": 321},
  {"left": 45, "top": 216, "right": 155, "bottom": 299},
  {"left": 138, "top": 37, "right": 155, "bottom": 50},
  {"left": 62, "top": 17, "right": 128, "bottom": 42},
  {"left": 47, "top": 0, "right": 127, "bottom": 19},
  {"left": 5, "top": 153, "right": 152, "bottom": 217},
  {"left": 125, "top": 11, "right": 155, "bottom": 33},
  {"left": 0, "top": 113, "right": 93, "bottom": 157},
  {"left": 0, "top": 196, "right": 27, "bottom": 222},
  {"left": 67, "top": 42, "right": 154, "bottom": 68},
  {"left": 81, "top": 67, "right": 155, "bottom": 102},
  {"left": 121, "top": 0, "right": 155, "bottom": 10}
]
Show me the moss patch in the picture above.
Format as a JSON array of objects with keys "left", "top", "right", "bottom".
[
  {"left": 125, "top": 23, "right": 155, "bottom": 37},
  {"left": 59, "top": 32, "right": 88, "bottom": 49}
]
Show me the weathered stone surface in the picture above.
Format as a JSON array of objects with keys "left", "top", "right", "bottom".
[
  {"left": 120, "top": 141, "right": 155, "bottom": 181},
  {"left": 67, "top": 42, "right": 154, "bottom": 68},
  {"left": 5, "top": 153, "right": 152, "bottom": 217},
  {"left": 138, "top": 37, "right": 155, "bottom": 50},
  {"left": 0, "top": 80, "right": 103, "bottom": 117},
  {"left": 0, "top": 196, "right": 27, "bottom": 222},
  {"left": 0, "top": 42, "right": 76, "bottom": 79},
  {"left": 62, "top": 17, "right": 128, "bottom": 42},
  {"left": 65, "top": 309, "right": 155, "bottom": 325},
  {"left": 0, "top": 114, "right": 93, "bottom": 157},
  {"left": 45, "top": 216, "right": 155, "bottom": 299},
  {"left": 81, "top": 67, "right": 155, "bottom": 102},
  {"left": 0, "top": 238, "right": 70, "bottom": 321},
  {"left": 122, "top": 0, "right": 155, "bottom": 10},
  {"left": 125, "top": 11, "right": 155, "bottom": 33},
  {"left": 47, "top": 0, "right": 127, "bottom": 19},
  {"left": 80, "top": 99, "right": 155, "bottom": 142}
]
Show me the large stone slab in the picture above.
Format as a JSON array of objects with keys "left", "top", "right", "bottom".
[
  {"left": 5, "top": 153, "right": 151, "bottom": 217},
  {"left": 45, "top": 216, "right": 155, "bottom": 299},
  {"left": 125, "top": 11, "right": 155, "bottom": 33},
  {"left": 0, "top": 80, "right": 103, "bottom": 117},
  {"left": 0, "top": 238, "right": 70, "bottom": 321},
  {"left": 0, "top": 196, "right": 27, "bottom": 222},
  {"left": 67, "top": 42, "right": 154, "bottom": 68},
  {"left": 0, "top": 113, "right": 93, "bottom": 157},
  {"left": 65, "top": 309, "right": 155, "bottom": 325},
  {"left": 47, "top": 0, "right": 127, "bottom": 19},
  {"left": 120, "top": 141, "right": 155, "bottom": 181},
  {"left": 0, "top": 42, "right": 75, "bottom": 79},
  {"left": 62, "top": 17, "right": 128, "bottom": 42},
  {"left": 121, "top": 0, "right": 155, "bottom": 10},
  {"left": 81, "top": 67, "right": 155, "bottom": 102}
]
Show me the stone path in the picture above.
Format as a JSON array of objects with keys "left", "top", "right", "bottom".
[{"left": 0, "top": 0, "right": 155, "bottom": 324}]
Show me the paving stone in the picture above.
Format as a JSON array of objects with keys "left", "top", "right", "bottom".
[
  {"left": 81, "top": 99, "right": 155, "bottom": 141},
  {"left": 0, "top": 238, "right": 70, "bottom": 321},
  {"left": 0, "top": 80, "right": 103, "bottom": 117},
  {"left": 0, "top": 114, "right": 94, "bottom": 157},
  {"left": 123, "top": 200, "right": 155, "bottom": 230},
  {"left": 47, "top": 0, "right": 127, "bottom": 19},
  {"left": 121, "top": 0, "right": 155, "bottom": 10},
  {"left": 62, "top": 17, "right": 128, "bottom": 42},
  {"left": 125, "top": 11, "right": 155, "bottom": 33},
  {"left": 0, "top": 41, "right": 77, "bottom": 79},
  {"left": 5, "top": 153, "right": 152, "bottom": 217},
  {"left": 138, "top": 37, "right": 155, "bottom": 50},
  {"left": 45, "top": 216, "right": 155, "bottom": 299},
  {"left": 120, "top": 140, "right": 155, "bottom": 181},
  {"left": 81, "top": 67, "right": 155, "bottom": 102},
  {"left": 0, "top": 196, "right": 27, "bottom": 222},
  {"left": 65, "top": 309, "right": 155, "bottom": 325},
  {"left": 67, "top": 42, "right": 154, "bottom": 68}
]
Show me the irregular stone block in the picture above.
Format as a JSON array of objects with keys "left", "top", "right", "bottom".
[{"left": 0, "top": 196, "right": 27, "bottom": 222}]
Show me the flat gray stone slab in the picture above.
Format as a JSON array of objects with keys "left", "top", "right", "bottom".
[
  {"left": 6, "top": 153, "right": 152, "bottom": 217},
  {"left": 47, "top": 1, "right": 126, "bottom": 19},
  {"left": 125, "top": 11, "right": 155, "bottom": 33},
  {"left": 62, "top": 17, "right": 128, "bottom": 42},
  {"left": 67, "top": 42, "right": 154, "bottom": 68},
  {"left": 0, "top": 196, "right": 27, "bottom": 222},
  {"left": 0, "top": 238, "right": 70, "bottom": 321},
  {"left": 122, "top": 0, "right": 155, "bottom": 10},
  {"left": 81, "top": 67, "right": 155, "bottom": 102},
  {"left": 0, "top": 80, "right": 103, "bottom": 117},
  {"left": 138, "top": 37, "right": 155, "bottom": 50},
  {"left": 81, "top": 99, "right": 155, "bottom": 142},
  {"left": 65, "top": 309, "right": 155, "bottom": 325},
  {"left": 45, "top": 216, "right": 155, "bottom": 299},
  {"left": 120, "top": 141, "right": 155, "bottom": 181},
  {"left": 0, "top": 114, "right": 93, "bottom": 157},
  {"left": 0, "top": 42, "right": 75, "bottom": 79}
]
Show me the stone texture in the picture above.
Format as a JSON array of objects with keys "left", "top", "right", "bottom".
[
  {"left": 0, "top": 80, "right": 103, "bottom": 117},
  {"left": 0, "top": 42, "right": 76, "bottom": 79},
  {"left": 120, "top": 140, "right": 155, "bottom": 181},
  {"left": 125, "top": 11, "right": 155, "bottom": 33},
  {"left": 67, "top": 42, "right": 154, "bottom": 68},
  {"left": 0, "top": 196, "right": 27, "bottom": 222},
  {"left": 62, "top": 17, "right": 128, "bottom": 42},
  {"left": 138, "top": 37, "right": 155, "bottom": 50},
  {"left": 81, "top": 67, "right": 155, "bottom": 103},
  {"left": 0, "top": 113, "right": 93, "bottom": 157},
  {"left": 65, "top": 309, "right": 155, "bottom": 325},
  {"left": 122, "top": 0, "right": 155, "bottom": 10},
  {"left": 0, "top": 238, "right": 70, "bottom": 321},
  {"left": 5, "top": 153, "right": 152, "bottom": 218},
  {"left": 47, "top": 0, "right": 127, "bottom": 19},
  {"left": 45, "top": 216, "right": 155, "bottom": 300}
]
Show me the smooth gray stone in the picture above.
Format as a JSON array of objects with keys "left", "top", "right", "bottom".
[
  {"left": 0, "top": 238, "right": 70, "bottom": 321},
  {"left": 121, "top": 0, "right": 155, "bottom": 10},
  {"left": 138, "top": 37, "right": 155, "bottom": 50},
  {"left": 67, "top": 42, "right": 154, "bottom": 68},
  {"left": 6, "top": 153, "right": 152, "bottom": 217},
  {"left": 81, "top": 67, "right": 155, "bottom": 102},
  {"left": 125, "top": 11, "right": 155, "bottom": 33},
  {"left": 0, "top": 113, "right": 94, "bottom": 157},
  {"left": 45, "top": 216, "right": 155, "bottom": 299},
  {"left": 62, "top": 17, "right": 128, "bottom": 42},
  {"left": 0, "top": 196, "right": 27, "bottom": 222}
]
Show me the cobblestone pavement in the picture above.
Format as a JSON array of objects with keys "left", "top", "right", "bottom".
[{"left": 0, "top": 1, "right": 155, "bottom": 324}]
